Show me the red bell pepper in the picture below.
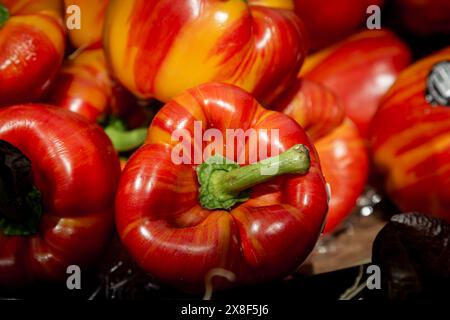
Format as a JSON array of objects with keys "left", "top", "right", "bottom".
[
  {"left": 116, "top": 83, "right": 328, "bottom": 291},
  {"left": 370, "top": 47, "right": 450, "bottom": 222},
  {"left": 46, "top": 47, "right": 150, "bottom": 153},
  {"left": 55, "top": 1, "right": 112, "bottom": 122},
  {"left": 0, "top": 105, "right": 121, "bottom": 286},
  {"left": 49, "top": 0, "right": 112, "bottom": 122},
  {"left": 48, "top": 48, "right": 111, "bottom": 123},
  {"left": 274, "top": 79, "right": 369, "bottom": 233},
  {"left": 293, "top": 0, "right": 384, "bottom": 51},
  {"left": 103, "top": 0, "right": 307, "bottom": 104},
  {"left": 301, "top": 30, "right": 411, "bottom": 136},
  {"left": 273, "top": 79, "right": 346, "bottom": 140},
  {"left": 0, "top": 0, "right": 66, "bottom": 107}
]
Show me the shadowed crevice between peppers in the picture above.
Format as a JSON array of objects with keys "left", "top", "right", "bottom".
[
  {"left": 0, "top": 140, "right": 43, "bottom": 236},
  {"left": 197, "top": 144, "right": 311, "bottom": 210}
]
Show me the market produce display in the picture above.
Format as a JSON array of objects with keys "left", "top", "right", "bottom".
[{"left": 0, "top": 0, "right": 448, "bottom": 302}]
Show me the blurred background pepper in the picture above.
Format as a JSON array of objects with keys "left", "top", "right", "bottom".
[
  {"left": 300, "top": 30, "right": 411, "bottom": 137},
  {"left": 0, "top": 0, "right": 66, "bottom": 107},
  {"left": 370, "top": 47, "right": 450, "bottom": 222},
  {"left": 274, "top": 79, "right": 369, "bottom": 233}
]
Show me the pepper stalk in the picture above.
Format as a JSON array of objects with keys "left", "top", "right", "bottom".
[{"left": 197, "top": 144, "right": 311, "bottom": 210}]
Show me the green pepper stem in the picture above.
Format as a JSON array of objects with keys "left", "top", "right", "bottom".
[
  {"left": 197, "top": 144, "right": 311, "bottom": 210},
  {"left": 0, "top": 4, "right": 9, "bottom": 29},
  {"left": 104, "top": 120, "right": 147, "bottom": 153},
  {"left": 212, "top": 144, "right": 310, "bottom": 197}
]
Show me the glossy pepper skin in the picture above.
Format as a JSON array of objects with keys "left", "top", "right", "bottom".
[
  {"left": 294, "top": 0, "right": 384, "bottom": 51},
  {"left": 116, "top": 83, "right": 328, "bottom": 291},
  {"left": 103, "top": 0, "right": 307, "bottom": 104},
  {"left": 301, "top": 30, "right": 411, "bottom": 137},
  {"left": 274, "top": 79, "right": 368, "bottom": 233},
  {"left": 273, "top": 79, "right": 346, "bottom": 141},
  {"left": 47, "top": 47, "right": 149, "bottom": 124},
  {"left": 316, "top": 120, "right": 368, "bottom": 233},
  {"left": 64, "top": 0, "right": 109, "bottom": 48},
  {"left": 52, "top": 1, "right": 123, "bottom": 122},
  {"left": 46, "top": 47, "right": 151, "bottom": 152},
  {"left": 57, "top": 1, "right": 111, "bottom": 120},
  {"left": 0, "top": 105, "right": 121, "bottom": 286},
  {"left": 370, "top": 48, "right": 450, "bottom": 222},
  {"left": 0, "top": 0, "right": 66, "bottom": 107},
  {"left": 48, "top": 48, "right": 111, "bottom": 122}
]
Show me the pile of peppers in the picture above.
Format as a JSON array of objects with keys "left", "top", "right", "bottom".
[{"left": 0, "top": 0, "right": 449, "bottom": 294}]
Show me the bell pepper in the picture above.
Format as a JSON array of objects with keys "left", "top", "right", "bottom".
[
  {"left": 116, "top": 83, "right": 328, "bottom": 291},
  {"left": 50, "top": 1, "right": 112, "bottom": 122},
  {"left": 48, "top": 48, "right": 111, "bottom": 123},
  {"left": 0, "top": 0, "right": 66, "bottom": 107},
  {"left": 390, "top": 0, "right": 450, "bottom": 35},
  {"left": 0, "top": 104, "right": 121, "bottom": 286},
  {"left": 274, "top": 79, "right": 369, "bottom": 233},
  {"left": 370, "top": 47, "right": 450, "bottom": 222},
  {"left": 64, "top": 0, "right": 109, "bottom": 48},
  {"left": 46, "top": 48, "right": 150, "bottom": 153},
  {"left": 293, "top": 0, "right": 384, "bottom": 51},
  {"left": 316, "top": 120, "right": 368, "bottom": 233},
  {"left": 103, "top": 0, "right": 307, "bottom": 104},
  {"left": 301, "top": 30, "right": 411, "bottom": 136},
  {"left": 273, "top": 79, "right": 346, "bottom": 140}
]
